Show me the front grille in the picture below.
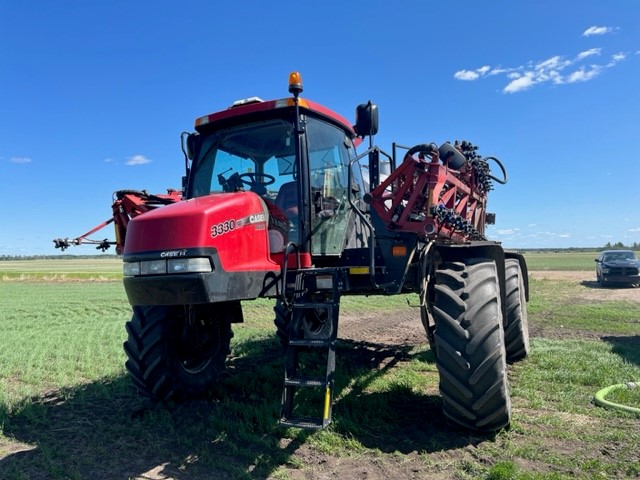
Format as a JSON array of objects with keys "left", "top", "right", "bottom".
[{"left": 608, "top": 266, "right": 639, "bottom": 275}]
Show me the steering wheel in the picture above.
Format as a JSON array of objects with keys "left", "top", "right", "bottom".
[{"left": 238, "top": 172, "right": 276, "bottom": 191}]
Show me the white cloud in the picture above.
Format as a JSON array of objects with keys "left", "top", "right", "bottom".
[
  {"left": 454, "top": 65, "right": 493, "bottom": 81},
  {"left": 535, "top": 55, "right": 564, "bottom": 70},
  {"left": 583, "top": 26, "right": 613, "bottom": 37},
  {"left": 610, "top": 52, "right": 626, "bottom": 63},
  {"left": 491, "top": 67, "right": 514, "bottom": 76},
  {"left": 566, "top": 66, "right": 602, "bottom": 83},
  {"left": 577, "top": 48, "right": 601, "bottom": 60},
  {"left": 454, "top": 69, "right": 480, "bottom": 81},
  {"left": 126, "top": 155, "right": 152, "bottom": 166},
  {"left": 10, "top": 156, "right": 31, "bottom": 164},
  {"left": 629, "top": 227, "right": 640, "bottom": 233},
  {"left": 504, "top": 73, "right": 536, "bottom": 93},
  {"left": 104, "top": 158, "right": 115, "bottom": 163},
  {"left": 455, "top": 44, "right": 629, "bottom": 94}
]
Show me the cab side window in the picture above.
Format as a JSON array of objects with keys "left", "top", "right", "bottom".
[{"left": 306, "top": 118, "right": 363, "bottom": 255}]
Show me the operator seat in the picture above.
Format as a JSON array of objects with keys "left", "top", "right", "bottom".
[{"left": 275, "top": 181, "right": 298, "bottom": 221}]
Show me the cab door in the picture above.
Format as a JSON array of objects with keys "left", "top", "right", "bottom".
[{"left": 305, "top": 118, "right": 366, "bottom": 257}]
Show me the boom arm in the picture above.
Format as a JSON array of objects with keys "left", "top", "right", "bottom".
[
  {"left": 367, "top": 141, "right": 506, "bottom": 244},
  {"left": 53, "top": 189, "right": 181, "bottom": 254}
]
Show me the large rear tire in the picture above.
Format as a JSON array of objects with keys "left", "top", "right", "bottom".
[
  {"left": 123, "top": 303, "right": 233, "bottom": 401},
  {"left": 432, "top": 258, "right": 511, "bottom": 432},
  {"left": 504, "top": 259, "right": 530, "bottom": 362}
]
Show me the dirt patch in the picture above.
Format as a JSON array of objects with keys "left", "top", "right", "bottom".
[{"left": 339, "top": 308, "right": 427, "bottom": 345}]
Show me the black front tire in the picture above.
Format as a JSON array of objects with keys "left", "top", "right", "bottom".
[
  {"left": 432, "top": 258, "right": 511, "bottom": 432},
  {"left": 274, "top": 299, "right": 292, "bottom": 346},
  {"left": 123, "top": 303, "right": 233, "bottom": 401}
]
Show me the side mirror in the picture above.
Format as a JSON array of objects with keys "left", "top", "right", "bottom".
[
  {"left": 355, "top": 101, "right": 379, "bottom": 137},
  {"left": 187, "top": 133, "right": 200, "bottom": 160},
  {"left": 181, "top": 132, "right": 199, "bottom": 161}
]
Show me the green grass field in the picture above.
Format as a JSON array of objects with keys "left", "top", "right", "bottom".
[
  {"left": 0, "top": 255, "right": 639, "bottom": 479},
  {"left": 523, "top": 250, "right": 613, "bottom": 271},
  {"left": 0, "top": 256, "right": 123, "bottom": 280}
]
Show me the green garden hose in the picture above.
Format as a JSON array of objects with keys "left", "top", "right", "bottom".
[{"left": 594, "top": 382, "right": 640, "bottom": 414}]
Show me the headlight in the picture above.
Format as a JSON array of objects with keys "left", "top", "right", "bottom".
[
  {"left": 601, "top": 267, "right": 610, "bottom": 274},
  {"left": 167, "top": 258, "right": 212, "bottom": 274},
  {"left": 123, "top": 262, "right": 140, "bottom": 276},
  {"left": 141, "top": 259, "right": 167, "bottom": 275},
  {"left": 124, "top": 257, "right": 213, "bottom": 276}
]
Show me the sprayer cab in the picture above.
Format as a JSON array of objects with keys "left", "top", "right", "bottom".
[{"left": 121, "top": 72, "right": 381, "bottom": 305}]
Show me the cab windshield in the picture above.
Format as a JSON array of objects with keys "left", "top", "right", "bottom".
[
  {"left": 189, "top": 118, "right": 296, "bottom": 200},
  {"left": 188, "top": 114, "right": 365, "bottom": 256}
]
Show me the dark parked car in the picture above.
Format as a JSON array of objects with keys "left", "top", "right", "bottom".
[{"left": 595, "top": 250, "right": 640, "bottom": 287}]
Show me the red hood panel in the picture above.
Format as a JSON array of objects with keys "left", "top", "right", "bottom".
[{"left": 124, "top": 192, "right": 277, "bottom": 271}]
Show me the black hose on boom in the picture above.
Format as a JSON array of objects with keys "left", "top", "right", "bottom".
[{"left": 486, "top": 156, "right": 508, "bottom": 185}]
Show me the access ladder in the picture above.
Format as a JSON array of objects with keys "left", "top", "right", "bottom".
[{"left": 279, "top": 268, "right": 343, "bottom": 429}]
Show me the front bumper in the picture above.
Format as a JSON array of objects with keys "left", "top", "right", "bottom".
[
  {"left": 123, "top": 269, "right": 280, "bottom": 305},
  {"left": 601, "top": 274, "right": 640, "bottom": 285},
  {"left": 122, "top": 247, "right": 281, "bottom": 305}
]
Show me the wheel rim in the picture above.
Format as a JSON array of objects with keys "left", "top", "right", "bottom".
[
  {"left": 303, "top": 308, "right": 331, "bottom": 338},
  {"left": 177, "top": 310, "right": 221, "bottom": 374}
]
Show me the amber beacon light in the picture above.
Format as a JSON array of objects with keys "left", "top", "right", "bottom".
[{"left": 288, "top": 71, "right": 303, "bottom": 96}]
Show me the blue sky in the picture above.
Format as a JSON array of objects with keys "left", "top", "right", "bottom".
[{"left": 1, "top": 0, "right": 639, "bottom": 256}]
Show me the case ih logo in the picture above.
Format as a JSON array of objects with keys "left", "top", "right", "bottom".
[
  {"left": 160, "top": 249, "right": 188, "bottom": 257},
  {"left": 248, "top": 213, "right": 266, "bottom": 224}
]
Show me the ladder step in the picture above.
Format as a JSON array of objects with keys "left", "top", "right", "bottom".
[
  {"left": 284, "top": 376, "right": 327, "bottom": 388},
  {"left": 279, "top": 416, "right": 330, "bottom": 430},
  {"left": 289, "top": 338, "right": 332, "bottom": 348}
]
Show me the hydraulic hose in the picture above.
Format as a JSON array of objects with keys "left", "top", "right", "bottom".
[
  {"left": 486, "top": 156, "right": 508, "bottom": 184},
  {"left": 594, "top": 382, "right": 640, "bottom": 415}
]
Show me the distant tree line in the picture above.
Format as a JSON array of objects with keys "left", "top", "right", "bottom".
[{"left": 602, "top": 241, "right": 640, "bottom": 250}]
